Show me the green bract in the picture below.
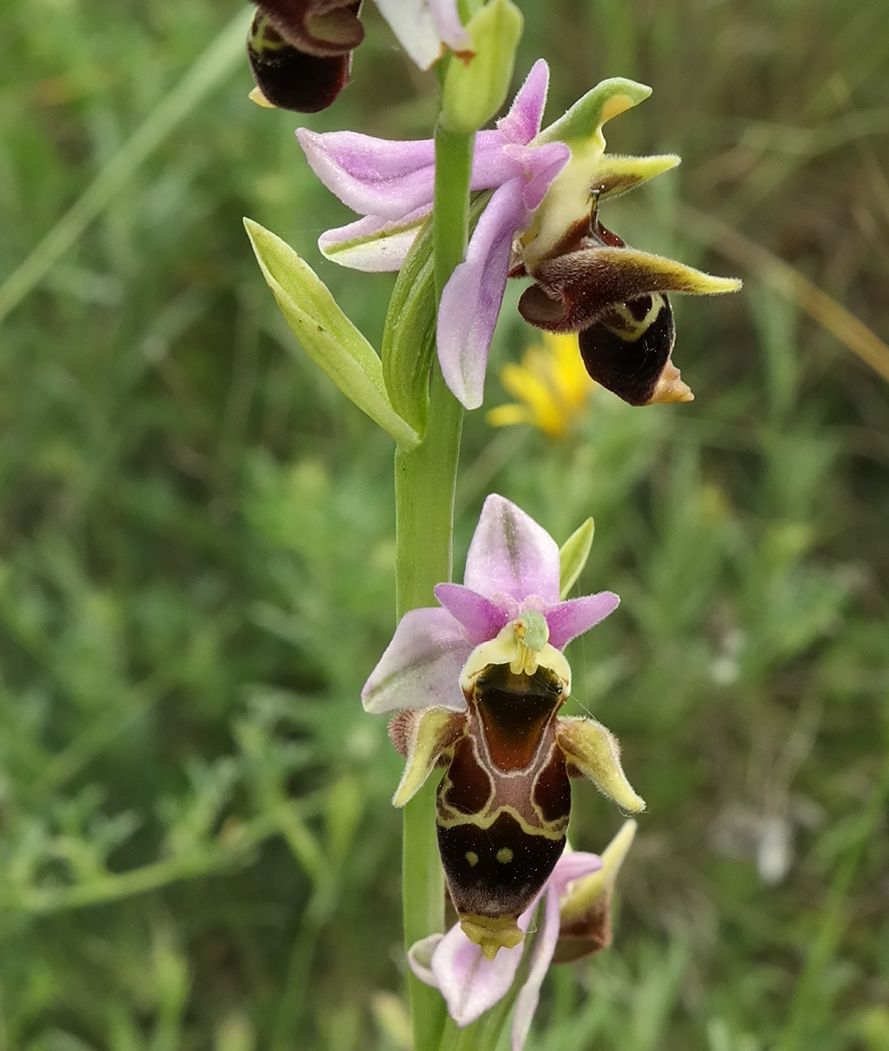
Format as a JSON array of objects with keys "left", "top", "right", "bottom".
[{"left": 244, "top": 218, "right": 419, "bottom": 449}]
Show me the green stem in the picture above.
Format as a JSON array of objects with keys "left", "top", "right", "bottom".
[
  {"left": 432, "top": 124, "right": 473, "bottom": 300},
  {"left": 396, "top": 121, "right": 473, "bottom": 1051}
]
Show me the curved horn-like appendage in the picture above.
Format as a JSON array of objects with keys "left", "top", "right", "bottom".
[
  {"left": 389, "top": 707, "right": 466, "bottom": 808},
  {"left": 556, "top": 716, "right": 645, "bottom": 813}
]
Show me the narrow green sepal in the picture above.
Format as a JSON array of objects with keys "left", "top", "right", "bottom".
[
  {"left": 244, "top": 218, "right": 419, "bottom": 449},
  {"left": 537, "top": 78, "right": 652, "bottom": 148},
  {"left": 559, "top": 517, "right": 595, "bottom": 598},
  {"left": 441, "top": 0, "right": 524, "bottom": 134},
  {"left": 390, "top": 708, "right": 466, "bottom": 808},
  {"left": 593, "top": 153, "right": 682, "bottom": 201},
  {"left": 557, "top": 716, "right": 646, "bottom": 813}
]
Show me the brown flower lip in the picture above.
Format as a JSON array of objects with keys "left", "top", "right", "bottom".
[
  {"left": 247, "top": 1, "right": 362, "bottom": 113},
  {"left": 518, "top": 210, "right": 694, "bottom": 406},
  {"left": 578, "top": 293, "right": 692, "bottom": 406}
]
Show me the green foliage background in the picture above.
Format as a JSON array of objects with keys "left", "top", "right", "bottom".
[{"left": 2, "top": 2, "right": 887, "bottom": 1049}]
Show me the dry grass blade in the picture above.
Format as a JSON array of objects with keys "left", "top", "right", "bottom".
[{"left": 682, "top": 204, "right": 889, "bottom": 385}]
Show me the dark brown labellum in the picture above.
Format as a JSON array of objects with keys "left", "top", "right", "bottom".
[
  {"left": 247, "top": 5, "right": 358, "bottom": 113},
  {"left": 552, "top": 894, "right": 613, "bottom": 964},
  {"left": 436, "top": 663, "right": 570, "bottom": 928},
  {"left": 578, "top": 293, "right": 676, "bottom": 406}
]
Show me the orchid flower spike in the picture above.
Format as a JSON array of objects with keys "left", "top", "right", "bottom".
[
  {"left": 248, "top": 0, "right": 468, "bottom": 112},
  {"left": 363, "top": 495, "right": 644, "bottom": 956}
]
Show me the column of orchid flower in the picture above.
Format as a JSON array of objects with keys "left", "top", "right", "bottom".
[{"left": 244, "top": 3, "right": 740, "bottom": 1049}]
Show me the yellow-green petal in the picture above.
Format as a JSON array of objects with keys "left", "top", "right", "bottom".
[
  {"left": 391, "top": 708, "right": 465, "bottom": 808},
  {"left": 557, "top": 716, "right": 646, "bottom": 813}
]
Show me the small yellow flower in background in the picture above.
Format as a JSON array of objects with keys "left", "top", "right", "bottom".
[{"left": 487, "top": 332, "right": 595, "bottom": 439}]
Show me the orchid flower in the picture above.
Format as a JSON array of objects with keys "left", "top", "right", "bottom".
[
  {"left": 408, "top": 822, "right": 637, "bottom": 1049},
  {"left": 248, "top": 0, "right": 468, "bottom": 112},
  {"left": 299, "top": 59, "right": 741, "bottom": 410},
  {"left": 297, "top": 60, "right": 570, "bottom": 407},
  {"left": 363, "top": 494, "right": 644, "bottom": 957}
]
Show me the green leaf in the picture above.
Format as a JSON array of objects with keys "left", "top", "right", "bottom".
[
  {"left": 559, "top": 517, "right": 595, "bottom": 598},
  {"left": 441, "top": 0, "right": 524, "bottom": 134},
  {"left": 244, "top": 219, "right": 419, "bottom": 449}
]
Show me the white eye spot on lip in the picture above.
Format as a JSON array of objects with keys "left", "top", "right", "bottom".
[
  {"left": 465, "top": 851, "right": 479, "bottom": 867},
  {"left": 496, "top": 847, "right": 514, "bottom": 864}
]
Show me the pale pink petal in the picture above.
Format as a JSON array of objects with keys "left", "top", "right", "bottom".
[
  {"left": 434, "top": 584, "right": 510, "bottom": 645},
  {"left": 361, "top": 607, "right": 470, "bottom": 713},
  {"left": 471, "top": 130, "right": 527, "bottom": 185},
  {"left": 417, "top": 899, "right": 539, "bottom": 1027},
  {"left": 550, "top": 850, "right": 602, "bottom": 890},
  {"left": 297, "top": 128, "right": 436, "bottom": 219},
  {"left": 511, "top": 852, "right": 601, "bottom": 1051},
  {"left": 408, "top": 852, "right": 601, "bottom": 1037},
  {"left": 430, "top": 924, "right": 524, "bottom": 1026},
  {"left": 464, "top": 495, "right": 561, "bottom": 604},
  {"left": 545, "top": 593, "right": 621, "bottom": 649},
  {"left": 407, "top": 933, "right": 443, "bottom": 985},
  {"left": 298, "top": 128, "right": 512, "bottom": 220},
  {"left": 437, "top": 178, "right": 528, "bottom": 409},
  {"left": 497, "top": 59, "right": 550, "bottom": 144},
  {"left": 318, "top": 206, "right": 428, "bottom": 271}
]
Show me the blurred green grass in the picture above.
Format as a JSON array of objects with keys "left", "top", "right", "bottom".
[{"left": 1, "top": 1, "right": 888, "bottom": 1049}]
